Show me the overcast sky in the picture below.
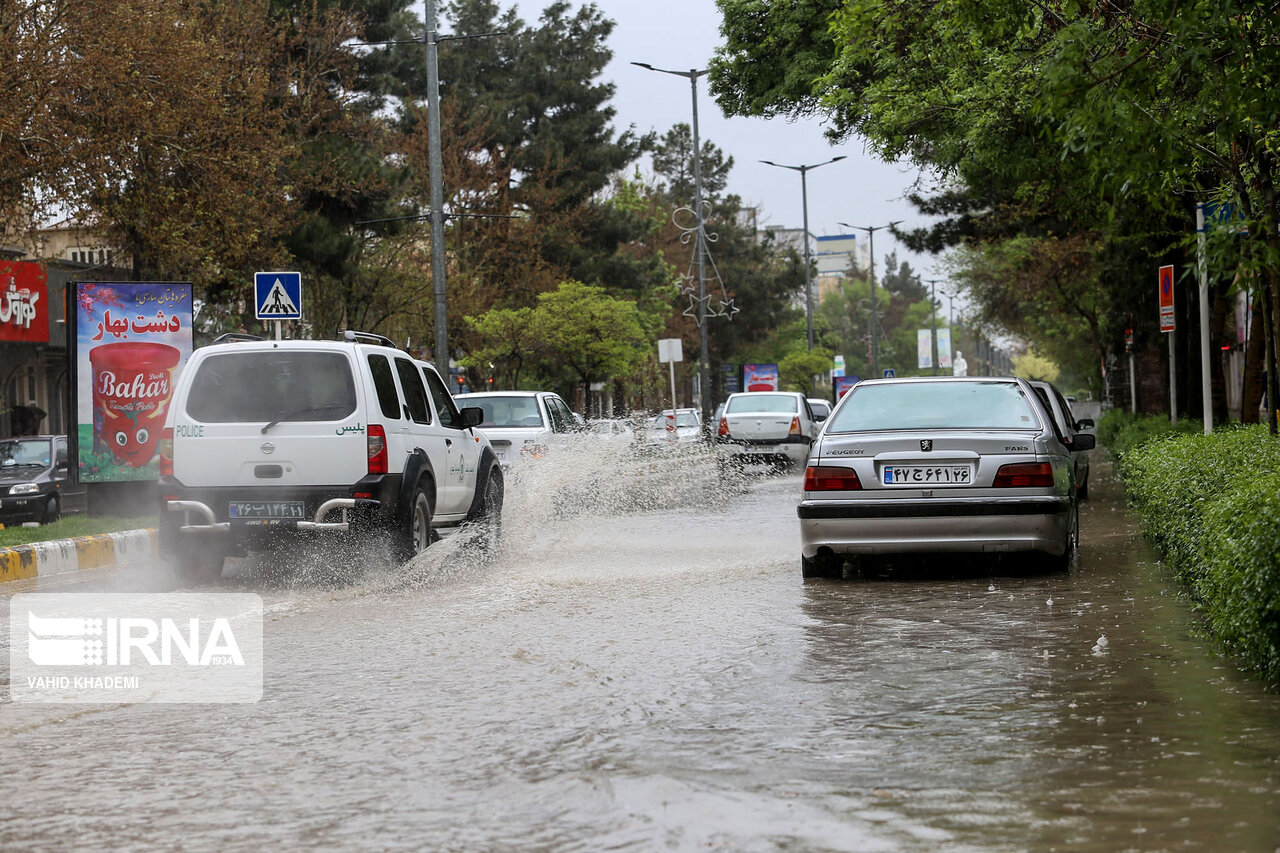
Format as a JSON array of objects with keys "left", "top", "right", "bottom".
[{"left": 584, "top": 0, "right": 948, "bottom": 291}]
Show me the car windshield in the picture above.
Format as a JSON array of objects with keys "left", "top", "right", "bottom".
[
  {"left": 468, "top": 396, "right": 544, "bottom": 428},
  {"left": 185, "top": 352, "right": 357, "bottom": 423},
  {"left": 726, "top": 394, "right": 797, "bottom": 415},
  {"left": 827, "top": 381, "right": 1041, "bottom": 432},
  {"left": 0, "top": 438, "right": 51, "bottom": 467}
]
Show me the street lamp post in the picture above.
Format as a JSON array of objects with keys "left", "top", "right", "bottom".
[
  {"left": 924, "top": 278, "right": 940, "bottom": 375},
  {"left": 633, "top": 62, "right": 713, "bottom": 425},
  {"left": 761, "top": 156, "right": 846, "bottom": 351},
  {"left": 839, "top": 221, "right": 900, "bottom": 378}
]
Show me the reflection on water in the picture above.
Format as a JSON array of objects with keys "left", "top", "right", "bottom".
[{"left": 0, "top": 449, "right": 1277, "bottom": 851}]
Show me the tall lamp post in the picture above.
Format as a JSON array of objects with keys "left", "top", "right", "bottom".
[
  {"left": 633, "top": 62, "right": 713, "bottom": 424},
  {"left": 924, "top": 278, "right": 940, "bottom": 375},
  {"left": 839, "top": 221, "right": 900, "bottom": 378},
  {"left": 762, "top": 156, "right": 846, "bottom": 351}
]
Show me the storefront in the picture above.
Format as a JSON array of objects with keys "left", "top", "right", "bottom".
[{"left": 1, "top": 259, "right": 111, "bottom": 438}]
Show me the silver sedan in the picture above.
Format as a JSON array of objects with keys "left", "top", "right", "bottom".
[{"left": 797, "top": 376, "right": 1093, "bottom": 579}]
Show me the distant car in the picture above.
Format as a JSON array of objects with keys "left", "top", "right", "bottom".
[
  {"left": 454, "top": 390, "right": 580, "bottom": 467},
  {"left": 1029, "top": 380, "right": 1094, "bottom": 500},
  {"left": 649, "top": 408, "right": 702, "bottom": 445},
  {"left": 0, "top": 435, "right": 86, "bottom": 525},
  {"left": 716, "top": 391, "right": 818, "bottom": 472},
  {"left": 807, "top": 398, "right": 833, "bottom": 422},
  {"left": 797, "top": 376, "right": 1092, "bottom": 579}
]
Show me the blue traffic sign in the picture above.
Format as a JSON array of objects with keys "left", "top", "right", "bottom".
[
  {"left": 883, "top": 368, "right": 895, "bottom": 378},
  {"left": 255, "top": 271, "right": 302, "bottom": 320}
]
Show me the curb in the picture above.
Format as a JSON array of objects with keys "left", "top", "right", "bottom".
[{"left": 0, "top": 529, "right": 158, "bottom": 584}]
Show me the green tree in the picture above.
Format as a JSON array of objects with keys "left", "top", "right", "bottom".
[
  {"left": 531, "top": 280, "right": 648, "bottom": 394},
  {"left": 460, "top": 306, "right": 540, "bottom": 389},
  {"left": 651, "top": 123, "right": 734, "bottom": 202},
  {"left": 1014, "top": 351, "right": 1060, "bottom": 383}
]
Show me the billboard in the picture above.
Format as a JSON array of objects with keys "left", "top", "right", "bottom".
[
  {"left": 743, "top": 363, "right": 779, "bottom": 392},
  {"left": 73, "top": 282, "right": 194, "bottom": 483},
  {"left": 937, "top": 328, "right": 952, "bottom": 369},
  {"left": 1159, "top": 264, "right": 1175, "bottom": 333},
  {"left": 0, "top": 261, "right": 49, "bottom": 343},
  {"left": 917, "top": 329, "right": 933, "bottom": 369},
  {"left": 834, "top": 376, "right": 860, "bottom": 397}
]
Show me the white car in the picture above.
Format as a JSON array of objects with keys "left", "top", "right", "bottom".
[
  {"left": 159, "top": 331, "right": 503, "bottom": 581},
  {"left": 715, "top": 391, "right": 818, "bottom": 472},
  {"left": 454, "top": 390, "right": 580, "bottom": 467},
  {"left": 649, "top": 408, "right": 703, "bottom": 445},
  {"left": 807, "top": 398, "right": 833, "bottom": 423}
]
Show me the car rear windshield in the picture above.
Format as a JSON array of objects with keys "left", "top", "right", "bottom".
[
  {"left": 469, "top": 396, "right": 544, "bottom": 428},
  {"left": 725, "top": 394, "right": 797, "bottom": 415},
  {"left": 658, "top": 411, "right": 700, "bottom": 428},
  {"left": 185, "top": 351, "right": 357, "bottom": 423},
  {"left": 827, "top": 381, "right": 1041, "bottom": 432}
]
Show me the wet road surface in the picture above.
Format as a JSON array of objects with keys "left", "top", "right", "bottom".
[{"left": 1, "top": 447, "right": 1278, "bottom": 851}]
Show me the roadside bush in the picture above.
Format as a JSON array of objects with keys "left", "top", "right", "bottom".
[
  {"left": 1096, "top": 408, "right": 1202, "bottom": 459},
  {"left": 1117, "top": 424, "right": 1280, "bottom": 682}
]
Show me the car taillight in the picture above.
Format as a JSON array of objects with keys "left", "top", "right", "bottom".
[
  {"left": 367, "top": 424, "right": 387, "bottom": 474},
  {"left": 158, "top": 427, "right": 173, "bottom": 477},
  {"left": 718, "top": 417, "right": 729, "bottom": 437},
  {"left": 804, "top": 465, "right": 862, "bottom": 491},
  {"left": 992, "top": 462, "right": 1054, "bottom": 487},
  {"left": 789, "top": 416, "right": 802, "bottom": 436}
]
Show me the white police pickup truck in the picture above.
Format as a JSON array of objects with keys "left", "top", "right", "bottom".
[{"left": 158, "top": 331, "right": 503, "bottom": 581}]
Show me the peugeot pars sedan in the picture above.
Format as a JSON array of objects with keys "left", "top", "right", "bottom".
[{"left": 797, "top": 376, "right": 1093, "bottom": 579}]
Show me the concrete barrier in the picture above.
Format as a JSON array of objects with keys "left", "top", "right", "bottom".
[{"left": 0, "top": 529, "right": 157, "bottom": 584}]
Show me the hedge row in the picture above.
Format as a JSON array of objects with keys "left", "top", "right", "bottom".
[{"left": 1102, "top": 410, "right": 1280, "bottom": 683}]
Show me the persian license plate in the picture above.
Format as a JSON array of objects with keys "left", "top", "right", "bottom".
[
  {"left": 882, "top": 465, "right": 972, "bottom": 486},
  {"left": 229, "top": 501, "right": 307, "bottom": 524}
]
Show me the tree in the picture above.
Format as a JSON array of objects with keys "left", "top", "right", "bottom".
[
  {"left": 1014, "top": 351, "right": 1060, "bottom": 383},
  {"left": 460, "top": 306, "right": 540, "bottom": 389},
  {"left": 530, "top": 280, "right": 648, "bottom": 395},
  {"left": 651, "top": 123, "right": 734, "bottom": 202}
]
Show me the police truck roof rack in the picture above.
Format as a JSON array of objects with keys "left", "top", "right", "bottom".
[
  {"left": 211, "top": 333, "right": 266, "bottom": 344},
  {"left": 342, "top": 330, "right": 397, "bottom": 348}
]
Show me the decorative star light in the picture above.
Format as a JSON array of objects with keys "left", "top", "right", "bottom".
[{"left": 672, "top": 201, "right": 736, "bottom": 327}]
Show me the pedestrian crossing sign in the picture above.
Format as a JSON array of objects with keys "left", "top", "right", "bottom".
[{"left": 254, "top": 271, "right": 302, "bottom": 320}]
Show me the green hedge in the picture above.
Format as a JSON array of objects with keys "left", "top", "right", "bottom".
[{"left": 1111, "top": 416, "right": 1280, "bottom": 682}]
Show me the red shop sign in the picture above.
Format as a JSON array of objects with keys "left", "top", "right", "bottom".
[{"left": 0, "top": 261, "right": 49, "bottom": 343}]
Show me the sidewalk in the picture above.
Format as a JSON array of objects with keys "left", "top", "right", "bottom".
[{"left": 0, "top": 529, "right": 158, "bottom": 584}]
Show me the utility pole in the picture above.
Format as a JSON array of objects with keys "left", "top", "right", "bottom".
[
  {"left": 762, "top": 157, "right": 846, "bottom": 351},
  {"left": 425, "top": 0, "right": 449, "bottom": 379},
  {"left": 840, "top": 222, "right": 900, "bottom": 378},
  {"left": 925, "top": 278, "right": 940, "bottom": 375}
]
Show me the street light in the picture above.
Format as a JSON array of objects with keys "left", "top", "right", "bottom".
[
  {"left": 924, "top": 278, "right": 941, "bottom": 375},
  {"left": 839, "top": 221, "right": 900, "bottom": 377},
  {"left": 633, "top": 61, "right": 713, "bottom": 425},
  {"left": 761, "top": 156, "right": 846, "bottom": 351}
]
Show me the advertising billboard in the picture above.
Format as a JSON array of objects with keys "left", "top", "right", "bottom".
[
  {"left": 742, "top": 363, "right": 779, "bottom": 392},
  {"left": 0, "top": 261, "right": 49, "bottom": 343},
  {"left": 73, "top": 282, "right": 194, "bottom": 483}
]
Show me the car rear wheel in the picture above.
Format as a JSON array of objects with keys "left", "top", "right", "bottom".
[
  {"left": 1053, "top": 501, "right": 1080, "bottom": 572},
  {"left": 473, "top": 467, "right": 504, "bottom": 554},
  {"left": 174, "top": 550, "right": 224, "bottom": 585},
  {"left": 396, "top": 482, "right": 433, "bottom": 564},
  {"left": 1077, "top": 473, "right": 1090, "bottom": 501},
  {"left": 802, "top": 551, "right": 843, "bottom": 580}
]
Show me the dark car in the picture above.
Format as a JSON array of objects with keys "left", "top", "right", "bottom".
[{"left": 0, "top": 435, "right": 87, "bottom": 525}]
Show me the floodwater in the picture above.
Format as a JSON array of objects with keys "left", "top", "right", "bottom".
[{"left": 1, "top": 443, "right": 1278, "bottom": 851}]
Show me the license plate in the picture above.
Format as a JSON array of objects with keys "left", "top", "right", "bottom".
[
  {"left": 229, "top": 501, "right": 307, "bottom": 523},
  {"left": 882, "top": 465, "right": 972, "bottom": 485}
]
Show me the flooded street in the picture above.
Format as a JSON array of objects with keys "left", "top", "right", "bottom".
[{"left": 2, "top": 448, "right": 1279, "bottom": 851}]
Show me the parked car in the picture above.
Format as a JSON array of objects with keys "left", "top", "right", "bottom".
[
  {"left": 159, "top": 331, "right": 503, "bottom": 581},
  {"left": 0, "top": 435, "right": 86, "bottom": 525},
  {"left": 649, "top": 408, "right": 703, "bottom": 445},
  {"left": 807, "top": 398, "right": 833, "bottom": 422},
  {"left": 797, "top": 376, "right": 1093, "bottom": 579},
  {"left": 1029, "top": 379, "right": 1095, "bottom": 499},
  {"left": 454, "top": 390, "right": 581, "bottom": 467},
  {"left": 716, "top": 391, "right": 818, "bottom": 472}
]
